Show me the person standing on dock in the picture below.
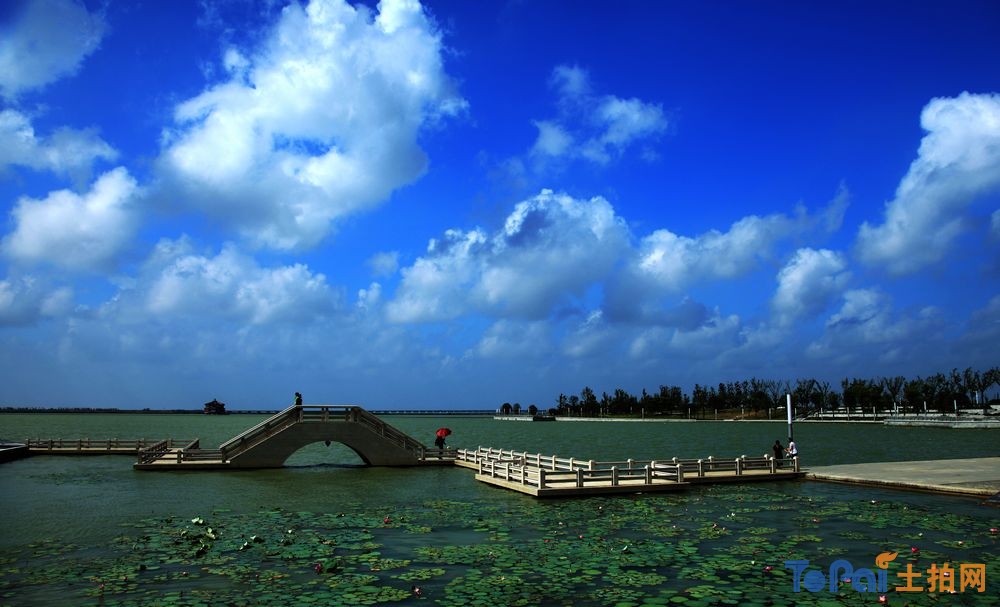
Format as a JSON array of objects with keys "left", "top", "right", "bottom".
[
  {"left": 294, "top": 392, "right": 303, "bottom": 407},
  {"left": 786, "top": 438, "right": 798, "bottom": 459},
  {"left": 772, "top": 440, "right": 784, "bottom": 465}
]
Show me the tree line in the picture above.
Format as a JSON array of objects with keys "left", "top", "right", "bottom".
[{"left": 499, "top": 366, "right": 1000, "bottom": 418}]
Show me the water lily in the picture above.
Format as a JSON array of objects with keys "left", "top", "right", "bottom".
[
  {"left": 910, "top": 546, "right": 919, "bottom": 554},
  {"left": 878, "top": 594, "right": 887, "bottom": 603}
]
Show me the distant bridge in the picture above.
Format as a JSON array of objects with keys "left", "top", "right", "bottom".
[{"left": 133, "top": 405, "right": 453, "bottom": 470}]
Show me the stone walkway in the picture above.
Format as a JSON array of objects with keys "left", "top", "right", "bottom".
[{"left": 807, "top": 457, "right": 1000, "bottom": 497}]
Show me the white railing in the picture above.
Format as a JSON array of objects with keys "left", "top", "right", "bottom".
[{"left": 457, "top": 447, "right": 799, "bottom": 490}]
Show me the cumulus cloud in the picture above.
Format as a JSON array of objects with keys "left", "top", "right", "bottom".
[
  {"left": 529, "top": 64, "right": 667, "bottom": 166},
  {"left": 628, "top": 310, "right": 744, "bottom": 360},
  {"left": 1, "top": 167, "right": 139, "bottom": 272},
  {"left": 0, "top": 276, "right": 73, "bottom": 326},
  {"left": 470, "top": 319, "right": 551, "bottom": 360},
  {"left": 855, "top": 92, "right": 1000, "bottom": 274},
  {"left": 387, "top": 190, "right": 630, "bottom": 322},
  {"left": 0, "top": 0, "right": 107, "bottom": 99},
  {"left": 0, "top": 109, "right": 117, "bottom": 180},
  {"left": 605, "top": 189, "right": 851, "bottom": 324},
  {"left": 772, "top": 248, "right": 850, "bottom": 326},
  {"left": 367, "top": 251, "right": 400, "bottom": 277},
  {"left": 806, "top": 288, "right": 945, "bottom": 367},
  {"left": 158, "top": 0, "right": 466, "bottom": 250},
  {"left": 139, "top": 239, "right": 338, "bottom": 325}
]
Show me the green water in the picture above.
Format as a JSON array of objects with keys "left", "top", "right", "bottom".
[{"left": 1, "top": 414, "right": 998, "bottom": 606}]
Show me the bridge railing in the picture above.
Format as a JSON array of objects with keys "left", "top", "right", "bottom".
[
  {"left": 216, "top": 405, "right": 429, "bottom": 462},
  {"left": 345, "top": 407, "right": 428, "bottom": 455}
]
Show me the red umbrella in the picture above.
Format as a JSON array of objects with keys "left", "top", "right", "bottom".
[{"left": 435, "top": 428, "right": 452, "bottom": 438}]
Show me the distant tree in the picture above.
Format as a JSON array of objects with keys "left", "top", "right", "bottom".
[
  {"left": 581, "top": 387, "right": 598, "bottom": 416},
  {"left": 527, "top": 404, "right": 538, "bottom": 415},
  {"left": 513, "top": 403, "right": 521, "bottom": 414},
  {"left": 500, "top": 402, "right": 512, "bottom": 415}
]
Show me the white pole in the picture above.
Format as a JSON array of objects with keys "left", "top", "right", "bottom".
[{"left": 786, "top": 394, "right": 793, "bottom": 440}]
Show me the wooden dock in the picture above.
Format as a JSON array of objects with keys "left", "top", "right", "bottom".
[{"left": 453, "top": 447, "right": 802, "bottom": 497}]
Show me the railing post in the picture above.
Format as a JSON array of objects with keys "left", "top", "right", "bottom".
[
  {"left": 611, "top": 466, "right": 619, "bottom": 486},
  {"left": 644, "top": 465, "right": 652, "bottom": 484},
  {"left": 735, "top": 458, "right": 742, "bottom": 476},
  {"left": 538, "top": 468, "right": 547, "bottom": 488},
  {"left": 698, "top": 459, "right": 704, "bottom": 477},
  {"left": 576, "top": 468, "right": 584, "bottom": 487},
  {"left": 769, "top": 456, "right": 777, "bottom": 473},
  {"left": 793, "top": 456, "right": 800, "bottom": 472},
  {"left": 676, "top": 465, "right": 684, "bottom": 483}
]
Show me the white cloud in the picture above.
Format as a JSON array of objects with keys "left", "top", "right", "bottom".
[
  {"left": 855, "top": 92, "right": 1000, "bottom": 274},
  {"left": 386, "top": 190, "right": 630, "bottom": 322},
  {"left": 0, "top": 109, "right": 117, "bottom": 180},
  {"left": 530, "top": 120, "right": 573, "bottom": 157},
  {"left": 605, "top": 211, "right": 797, "bottom": 322},
  {"left": 367, "top": 251, "right": 400, "bottom": 277},
  {"left": 1, "top": 167, "right": 139, "bottom": 272},
  {"left": 158, "top": 0, "right": 467, "bottom": 250},
  {"left": 772, "top": 248, "right": 850, "bottom": 326},
  {"left": 0, "top": 0, "right": 106, "bottom": 99},
  {"left": 628, "top": 311, "right": 743, "bottom": 360},
  {"left": 529, "top": 65, "right": 667, "bottom": 166},
  {"left": 141, "top": 240, "right": 338, "bottom": 325},
  {"left": 469, "top": 319, "right": 551, "bottom": 360},
  {"left": 806, "top": 288, "right": 945, "bottom": 367},
  {"left": 0, "top": 276, "right": 73, "bottom": 326},
  {"left": 562, "top": 310, "right": 613, "bottom": 358},
  {"left": 605, "top": 192, "right": 849, "bottom": 323}
]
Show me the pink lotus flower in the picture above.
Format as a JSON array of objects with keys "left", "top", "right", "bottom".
[
  {"left": 878, "top": 594, "right": 887, "bottom": 603},
  {"left": 910, "top": 546, "right": 919, "bottom": 554},
  {"left": 764, "top": 565, "right": 774, "bottom": 572}
]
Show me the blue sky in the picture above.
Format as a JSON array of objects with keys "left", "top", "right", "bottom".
[{"left": 1, "top": 0, "right": 998, "bottom": 410}]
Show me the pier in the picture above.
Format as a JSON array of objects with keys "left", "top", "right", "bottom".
[{"left": 453, "top": 447, "right": 801, "bottom": 496}]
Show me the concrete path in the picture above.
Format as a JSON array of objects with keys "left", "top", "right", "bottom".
[{"left": 807, "top": 457, "right": 1000, "bottom": 497}]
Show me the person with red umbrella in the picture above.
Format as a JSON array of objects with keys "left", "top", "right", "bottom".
[{"left": 434, "top": 427, "right": 451, "bottom": 451}]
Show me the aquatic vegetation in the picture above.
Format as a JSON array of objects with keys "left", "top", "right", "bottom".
[{"left": 1, "top": 484, "right": 998, "bottom": 606}]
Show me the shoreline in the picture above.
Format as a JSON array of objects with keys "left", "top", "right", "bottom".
[{"left": 495, "top": 415, "right": 1000, "bottom": 428}]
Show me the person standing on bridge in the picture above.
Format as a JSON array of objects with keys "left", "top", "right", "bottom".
[
  {"left": 294, "top": 392, "right": 303, "bottom": 407},
  {"left": 786, "top": 438, "right": 798, "bottom": 459},
  {"left": 772, "top": 439, "right": 784, "bottom": 466}
]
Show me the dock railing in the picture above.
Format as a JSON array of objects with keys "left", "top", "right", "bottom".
[
  {"left": 457, "top": 447, "right": 798, "bottom": 491},
  {"left": 29, "top": 438, "right": 196, "bottom": 453},
  {"left": 136, "top": 438, "right": 202, "bottom": 464}
]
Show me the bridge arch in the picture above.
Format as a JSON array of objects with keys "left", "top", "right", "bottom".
[{"left": 220, "top": 405, "right": 431, "bottom": 468}]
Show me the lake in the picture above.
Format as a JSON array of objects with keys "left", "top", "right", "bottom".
[{"left": 1, "top": 413, "right": 997, "bottom": 606}]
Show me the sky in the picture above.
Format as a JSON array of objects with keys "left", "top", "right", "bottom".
[{"left": 1, "top": 0, "right": 999, "bottom": 410}]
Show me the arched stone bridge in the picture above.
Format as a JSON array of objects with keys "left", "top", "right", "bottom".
[{"left": 135, "top": 405, "right": 451, "bottom": 470}]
